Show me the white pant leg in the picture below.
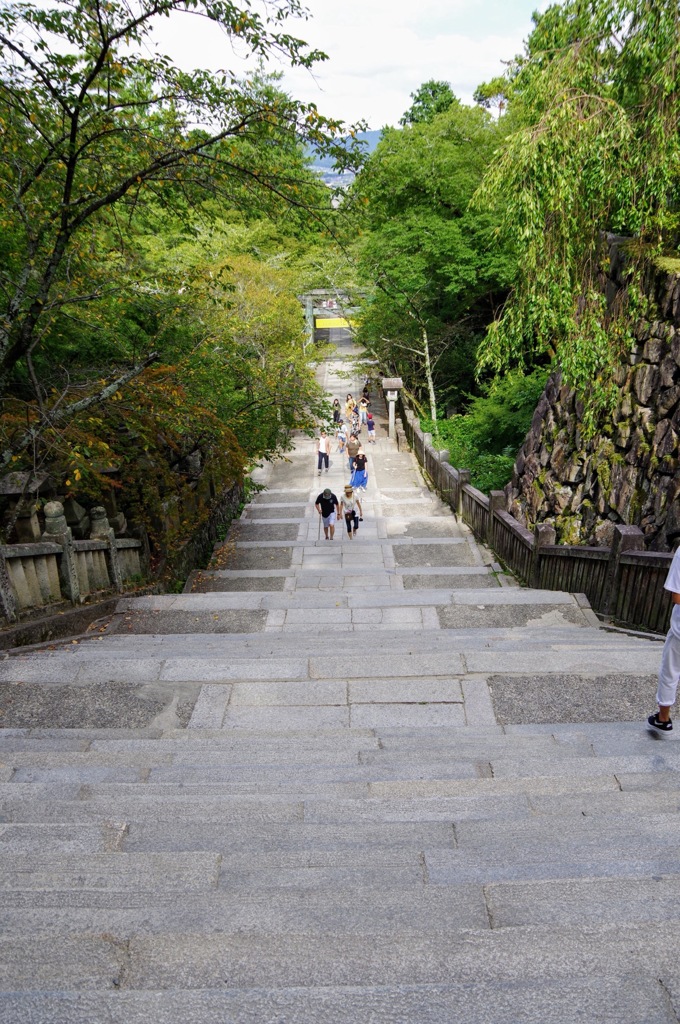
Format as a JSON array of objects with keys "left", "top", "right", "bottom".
[{"left": 656, "top": 628, "right": 680, "bottom": 707}]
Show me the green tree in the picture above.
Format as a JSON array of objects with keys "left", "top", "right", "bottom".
[
  {"left": 176, "top": 249, "right": 329, "bottom": 458},
  {"left": 353, "top": 102, "right": 515, "bottom": 418},
  {"left": 0, "top": 0, "right": 359, "bottom": 467},
  {"left": 474, "top": 0, "right": 680, "bottom": 425},
  {"left": 399, "top": 80, "right": 456, "bottom": 126}
]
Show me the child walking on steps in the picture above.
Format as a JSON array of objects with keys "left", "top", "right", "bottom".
[
  {"left": 648, "top": 542, "right": 680, "bottom": 735},
  {"left": 336, "top": 420, "right": 346, "bottom": 454}
]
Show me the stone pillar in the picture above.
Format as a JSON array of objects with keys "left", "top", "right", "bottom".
[
  {"left": 129, "top": 525, "right": 151, "bottom": 575},
  {"left": 532, "top": 523, "right": 556, "bottom": 588},
  {"left": 382, "top": 378, "right": 403, "bottom": 442},
  {"left": 386, "top": 390, "right": 398, "bottom": 440},
  {"left": 602, "top": 524, "right": 645, "bottom": 617},
  {"left": 0, "top": 551, "right": 17, "bottom": 622},
  {"left": 42, "top": 501, "right": 80, "bottom": 603},
  {"left": 11, "top": 500, "right": 42, "bottom": 543},
  {"left": 90, "top": 506, "right": 124, "bottom": 593}
]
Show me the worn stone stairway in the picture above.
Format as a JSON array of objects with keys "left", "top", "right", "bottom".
[{"left": 0, "top": 344, "right": 678, "bottom": 1023}]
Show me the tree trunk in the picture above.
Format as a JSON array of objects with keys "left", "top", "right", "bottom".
[{"left": 421, "top": 325, "right": 437, "bottom": 422}]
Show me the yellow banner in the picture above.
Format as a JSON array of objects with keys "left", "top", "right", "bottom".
[{"left": 315, "top": 318, "right": 349, "bottom": 328}]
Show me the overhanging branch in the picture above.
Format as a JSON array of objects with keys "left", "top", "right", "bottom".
[{"left": 0, "top": 351, "right": 159, "bottom": 470}]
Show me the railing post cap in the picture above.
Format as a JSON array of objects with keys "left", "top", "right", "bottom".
[
  {"left": 611, "top": 522, "right": 645, "bottom": 553},
  {"left": 614, "top": 524, "right": 644, "bottom": 538},
  {"left": 534, "top": 522, "right": 557, "bottom": 546},
  {"left": 90, "top": 506, "right": 112, "bottom": 538},
  {"left": 42, "top": 501, "right": 69, "bottom": 536}
]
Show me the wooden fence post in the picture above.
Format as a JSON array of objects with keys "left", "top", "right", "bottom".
[
  {"left": 488, "top": 491, "right": 505, "bottom": 550},
  {"left": 457, "top": 470, "right": 470, "bottom": 517},
  {"left": 602, "top": 524, "right": 645, "bottom": 617},
  {"left": 532, "top": 523, "right": 556, "bottom": 588}
]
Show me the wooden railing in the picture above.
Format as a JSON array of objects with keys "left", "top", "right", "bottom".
[
  {"left": 397, "top": 398, "right": 673, "bottom": 634},
  {"left": 538, "top": 545, "right": 610, "bottom": 608},
  {"left": 461, "top": 486, "right": 490, "bottom": 545},
  {"left": 492, "top": 510, "right": 535, "bottom": 586},
  {"left": 616, "top": 552, "right": 674, "bottom": 634}
]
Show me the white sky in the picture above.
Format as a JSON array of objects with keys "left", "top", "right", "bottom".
[{"left": 152, "top": 0, "right": 545, "bottom": 130}]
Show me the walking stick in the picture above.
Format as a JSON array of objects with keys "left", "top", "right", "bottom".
[{"left": 317, "top": 511, "right": 321, "bottom": 542}]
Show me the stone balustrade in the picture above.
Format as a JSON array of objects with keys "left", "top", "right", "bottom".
[{"left": 0, "top": 502, "right": 143, "bottom": 622}]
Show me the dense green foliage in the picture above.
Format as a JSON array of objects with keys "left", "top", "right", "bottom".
[
  {"left": 352, "top": 97, "right": 515, "bottom": 419},
  {"left": 399, "top": 80, "right": 456, "bottom": 126},
  {"left": 350, "top": 0, "right": 680, "bottom": 495},
  {"left": 422, "top": 369, "right": 549, "bottom": 492},
  {"left": 0, "top": 0, "right": 360, "bottom": 566},
  {"left": 475, "top": 0, "right": 680, "bottom": 426},
  {"left": 0, "top": 0, "right": 361, "bottom": 472}
]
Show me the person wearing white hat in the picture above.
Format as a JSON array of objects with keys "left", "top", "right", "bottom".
[{"left": 339, "top": 485, "right": 362, "bottom": 539}]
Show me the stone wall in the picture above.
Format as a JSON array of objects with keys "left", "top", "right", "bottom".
[
  {"left": 162, "top": 479, "right": 244, "bottom": 584},
  {"left": 505, "top": 242, "right": 680, "bottom": 551}
]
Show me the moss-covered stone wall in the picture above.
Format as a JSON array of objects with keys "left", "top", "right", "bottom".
[{"left": 506, "top": 245, "right": 680, "bottom": 551}]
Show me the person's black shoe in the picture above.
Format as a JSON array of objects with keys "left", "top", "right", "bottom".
[{"left": 647, "top": 713, "right": 673, "bottom": 735}]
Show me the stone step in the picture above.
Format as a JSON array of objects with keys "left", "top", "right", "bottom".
[
  {"left": 210, "top": 537, "right": 475, "bottom": 548},
  {"left": 0, "top": 822, "right": 128, "bottom": 854},
  {"left": 0, "top": 852, "right": 220, "bottom": 891},
  {"left": 111, "top": 590, "right": 594, "bottom": 633},
  {"left": 0, "top": 973, "right": 669, "bottom": 1023},
  {"left": 0, "top": 732, "right": 592, "bottom": 764},
  {"left": 0, "top": 852, "right": 424, "bottom": 893},
  {"left": 117, "top": 587, "right": 584, "bottom": 612},
  {"left": 0, "top": 882, "right": 491, "bottom": 935},
  {"left": 0, "top": 726, "right": 622, "bottom": 764},
  {"left": 3, "top": 740, "right": 382, "bottom": 760},
  {"left": 0, "top": 768, "right": 674, "bottom": 804},
  {"left": 2, "top": 874, "right": 680, "bottom": 937},
  {"left": 9, "top": 626, "right": 657, "bottom": 665},
  {"left": 6, "top": 745, "right": 677, "bottom": 787},
  {"left": 122, "top": 819, "right": 460, "bottom": 855},
  {"left": 21, "top": 646, "right": 653, "bottom": 683},
  {"left": 0, "top": 772, "right": 627, "bottom": 808},
  {"left": 5, "top": 786, "right": 677, "bottom": 833},
  {"left": 2, "top": 921, "right": 677, "bottom": 995},
  {"left": 0, "top": 724, "right": 675, "bottom": 773},
  {"left": 4, "top": 760, "right": 488, "bottom": 786}
]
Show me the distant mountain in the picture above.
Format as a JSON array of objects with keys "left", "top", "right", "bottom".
[{"left": 307, "top": 129, "right": 383, "bottom": 172}]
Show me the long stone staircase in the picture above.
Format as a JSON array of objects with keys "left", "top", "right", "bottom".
[{"left": 0, "top": 344, "right": 678, "bottom": 1022}]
